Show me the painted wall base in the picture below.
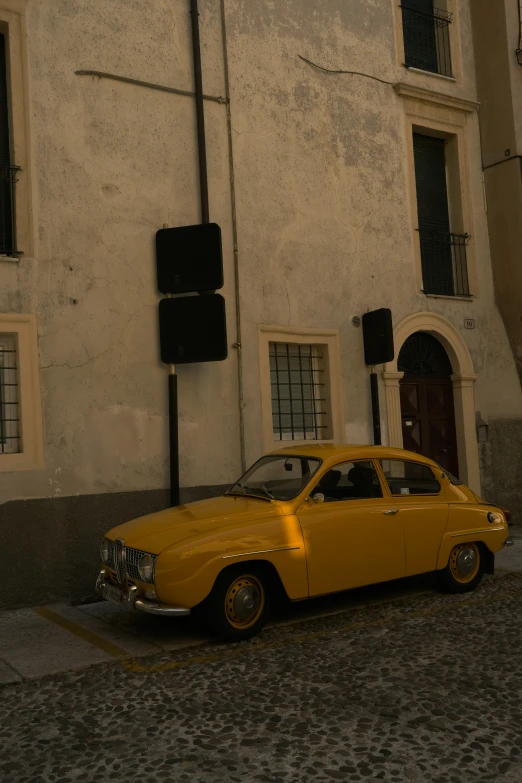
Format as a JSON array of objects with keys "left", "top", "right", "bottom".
[{"left": 1, "top": 485, "right": 228, "bottom": 611}]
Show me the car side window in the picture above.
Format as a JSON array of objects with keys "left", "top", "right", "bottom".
[
  {"left": 313, "top": 461, "right": 383, "bottom": 503},
  {"left": 379, "top": 460, "right": 441, "bottom": 496}
]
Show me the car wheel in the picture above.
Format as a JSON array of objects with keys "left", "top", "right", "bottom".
[
  {"left": 437, "top": 542, "right": 484, "bottom": 593},
  {"left": 202, "top": 565, "right": 269, "bottom": 642}
]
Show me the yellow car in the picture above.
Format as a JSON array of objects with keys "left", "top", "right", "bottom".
[{"left": 96, "top": 445, "right": 513, "bottom": 641}]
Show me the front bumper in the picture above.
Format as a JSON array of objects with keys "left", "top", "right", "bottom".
[{"left": 95, "top": 570, "right": 190, "bottom": 617}]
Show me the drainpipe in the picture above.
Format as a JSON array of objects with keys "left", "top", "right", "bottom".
[
  {"left": 189, "top": 0, "right": 210, "bottom": 224},
  {"left": 220, "top": 0, "right": 246, "bottom": 472}
]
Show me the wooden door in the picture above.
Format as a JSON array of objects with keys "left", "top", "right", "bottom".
[{"left": 400, "top": 376, "right": 459, "bottom": 476}]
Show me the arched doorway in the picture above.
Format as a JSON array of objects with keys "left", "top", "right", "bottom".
[
  {"left": 383, "top": 312, "right": 480, "bottom": 493},
  {"left": 398, "top": 332, "right": 458, "bottom": 475}
]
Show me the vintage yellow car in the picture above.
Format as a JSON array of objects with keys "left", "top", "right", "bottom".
[{"left": 96, "top": 445, "right": 513, "bottom": 641}]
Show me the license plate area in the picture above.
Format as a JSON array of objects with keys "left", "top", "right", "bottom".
[{"left": 104, "top": 583, "right": 124, "bottom": 605}]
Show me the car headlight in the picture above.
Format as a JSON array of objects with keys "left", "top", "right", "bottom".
[
  {"left": 138, "top": 554, "right": 154, "bottom": 583},
  {"left": 100, "top": 539, "right": 111, "bottom": 565}
]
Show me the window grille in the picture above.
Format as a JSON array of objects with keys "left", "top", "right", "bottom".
[
  {"left": 0, "top": 335, "right": 20, "bottom": 454},
  {"left": 269, "top": 342, "right": 329, "bottom": 441},
  {"left": 418, "top": 229, "right": 470, "bottom": 296},
  {"left": 401, "top": 2, "right": 452, "bottom": 77}
]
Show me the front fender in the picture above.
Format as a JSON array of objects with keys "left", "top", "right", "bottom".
[{"left": 155, "top": 515, "right": 308, "bottom": 608}]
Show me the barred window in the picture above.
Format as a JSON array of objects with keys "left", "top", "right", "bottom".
[
  {"left": 0, "top": 334, "right": 20, "bottom": 454},
  {"left": 269, "top": 342, "right": 332, "bottom": 441},
  {"left": 401, "top": 1, "right": 452, "bottom": 78}
]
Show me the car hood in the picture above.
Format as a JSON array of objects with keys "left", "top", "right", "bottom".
[{"left": 106, "top": 495, "right": 284, "bottom": 554}]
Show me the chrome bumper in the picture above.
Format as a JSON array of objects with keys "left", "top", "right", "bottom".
[
  {"left": 95, "top": 570, "right": 190, "bottom": 616},
  {"left": 504, "top": 538, "right": 515, "bottom": 548}
]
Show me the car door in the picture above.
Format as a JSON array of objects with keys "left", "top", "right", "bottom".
[
  {"left": 377, "top": 458, "right": 449, "bottom": 577},
  {"left": 297, "top": 460, "right": 405, "bottom": 597}
]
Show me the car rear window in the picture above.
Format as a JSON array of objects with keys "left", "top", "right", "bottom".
[{"left": 379, "top": 459, "right": 441, "bottom": 496}]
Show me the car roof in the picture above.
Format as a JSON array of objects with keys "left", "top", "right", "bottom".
[{"left": 268, "top": 443, "right": 439, "bottom": 468}]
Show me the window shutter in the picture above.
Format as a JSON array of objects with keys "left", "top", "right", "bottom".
[
  {"left": 0, "top": 34, "right": 12, "bottom": 254},
  {"left": 413, "top": 133, "right": 453, "bottom": 295},
  {"left": 402, "top": 0, "right": 438, "bottom": 73},
  {"left": 413, "top": 134, "right": 450, "bottom": 232}
]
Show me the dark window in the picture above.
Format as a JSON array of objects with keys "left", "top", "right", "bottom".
[
  {"left": 401, "top": 1, "right": 452, "bottom": 77},
  {"left": 413, "top": 133, "right": 469, "bottom": 297},
  {"left": 379, "top": 460, "right": 441, "bottom": 496},
  {"left": 0, "top": 33, "right": 17, "bottom": 256}
]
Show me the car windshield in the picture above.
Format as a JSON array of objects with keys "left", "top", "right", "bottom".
[{"left": 227, "top": 455, "right": 321, "bottom": 501}]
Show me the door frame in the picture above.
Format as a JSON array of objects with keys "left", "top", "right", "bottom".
[{"left": 383, "top": 312, "right": 480, "bottom": 493}]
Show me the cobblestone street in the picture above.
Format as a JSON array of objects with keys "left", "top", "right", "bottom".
[{"left": 2, "top": 568, "right": 522, "bottom": 783}]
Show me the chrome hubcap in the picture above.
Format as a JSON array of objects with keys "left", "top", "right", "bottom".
[
  {"left": 233, "top": 585, "right": 260, "bottom": 620},
  {"left": 456, "top": 547, "right": 477, "bottom": 576}
]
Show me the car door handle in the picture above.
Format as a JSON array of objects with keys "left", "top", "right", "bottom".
[{"left": 383, "top": 509, "right": 399, "bottom": 515}]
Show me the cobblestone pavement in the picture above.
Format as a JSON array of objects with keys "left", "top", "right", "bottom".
[{"left": 2, "top": 571, "right": 522, "bottom": 783}]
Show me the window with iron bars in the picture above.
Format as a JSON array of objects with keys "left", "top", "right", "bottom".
[
  {"left": 270, "top": 342, "right": 332, "bottom": 441},
  {"left": 401, "top": 1, "right": 453, "bottom": 78},
  {"left": 0, "top": 334, "right": 20, "bottom": 454}
]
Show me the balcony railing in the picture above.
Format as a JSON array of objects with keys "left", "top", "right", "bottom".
[
  {"left": 401, "top": 5, "right": 453, "bottom": 78},
  {"left": 0, "top": 163, "right": 21, "bottom": 256},
  {"left": 419, "top": 229, "right": 470, "bottom": 297}
]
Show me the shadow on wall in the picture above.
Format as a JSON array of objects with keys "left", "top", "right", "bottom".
[
  {"left": 479, "top": 418, "right": 522, "bottom": 530},
  {"left": 1, "top": 485, "right": 228, "bottom": 611}
]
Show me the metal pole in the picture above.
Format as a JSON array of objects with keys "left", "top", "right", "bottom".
[
  {"left": 169, "top": 369, "right": 180, "bottom": 507},
  {"left": 189, "top": 0, "right": 210, "bottom": 224},
  {"left": 370, "top": 369, "right": 381, "bottom": 446}
]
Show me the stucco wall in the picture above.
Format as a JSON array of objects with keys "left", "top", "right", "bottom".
[
  {"left": 1, "top": 1, "right": 522, "bottom": 607},
  {"left": 225, "top": 0, "right": 522, "bottom": 467},
  {"left": 470, "top": 0, "right": 522, "bottom": 380},
  {"left": 1, "top": 0, "right": 242, "bottom": 504}
]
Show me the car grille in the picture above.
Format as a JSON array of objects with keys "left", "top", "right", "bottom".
[{"left": 106, "top": 539, "right": 157, "bottom": 584}]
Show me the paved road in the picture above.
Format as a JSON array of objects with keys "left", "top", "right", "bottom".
[{"left": 2, "top": 568, "right": 522, "bottom": 783}]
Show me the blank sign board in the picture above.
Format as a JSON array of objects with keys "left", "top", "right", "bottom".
[
  {"left": 156, "top": 223, "right": 224, "bottom": 295},
  {"left": 159, "top": 295, "right": 228, "bottom": 365}
]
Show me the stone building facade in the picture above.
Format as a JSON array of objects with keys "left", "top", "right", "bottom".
[{"left": 1, "top": 0, "right": 521, "bottom": 608}]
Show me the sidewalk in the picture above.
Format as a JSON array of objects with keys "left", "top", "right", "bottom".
[
  {"left": 0, "top": 598, "right": 208, "bottom": 685},
  {"left": 1, "top": 538, "right": 520, "bottom": 686}
]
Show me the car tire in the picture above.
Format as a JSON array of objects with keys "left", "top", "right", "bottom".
[
  {"left": 437, "top": 542, "right": 484, "bottom": 593},
  {"left": 201, "top": 565, "right": 269, "bottom": 642}
]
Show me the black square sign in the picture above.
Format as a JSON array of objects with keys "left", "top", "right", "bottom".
[
  {"left": 159, "top": 295, "right": 228, "bottom": 365},
  {"left": 156, "top": 223, "right": 223, "bottom": 295},
  {"left": 362, "top": 308, "right": 394, "bottom": 366}
]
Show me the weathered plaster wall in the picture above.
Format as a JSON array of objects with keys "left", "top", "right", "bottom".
[
  {"left": 0, "top": 0, "right": 242, "bottom": 504},
  {"left": 225, "top": 0, "right": 522, "bottom": 471},
  {"left": 470, "top": 0, "right": 522, "bottom": 382}
]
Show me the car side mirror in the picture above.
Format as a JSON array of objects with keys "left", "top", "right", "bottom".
[{"left": 312, "top": 493, "right": 325, "bottom": 504}]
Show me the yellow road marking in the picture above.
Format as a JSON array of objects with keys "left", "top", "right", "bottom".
[
  {"left": 34, "top": 606, "right": 127, "bottom": 658},
  {"left": 122, "top": 574, "right": 522, "bottom": 675}
]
